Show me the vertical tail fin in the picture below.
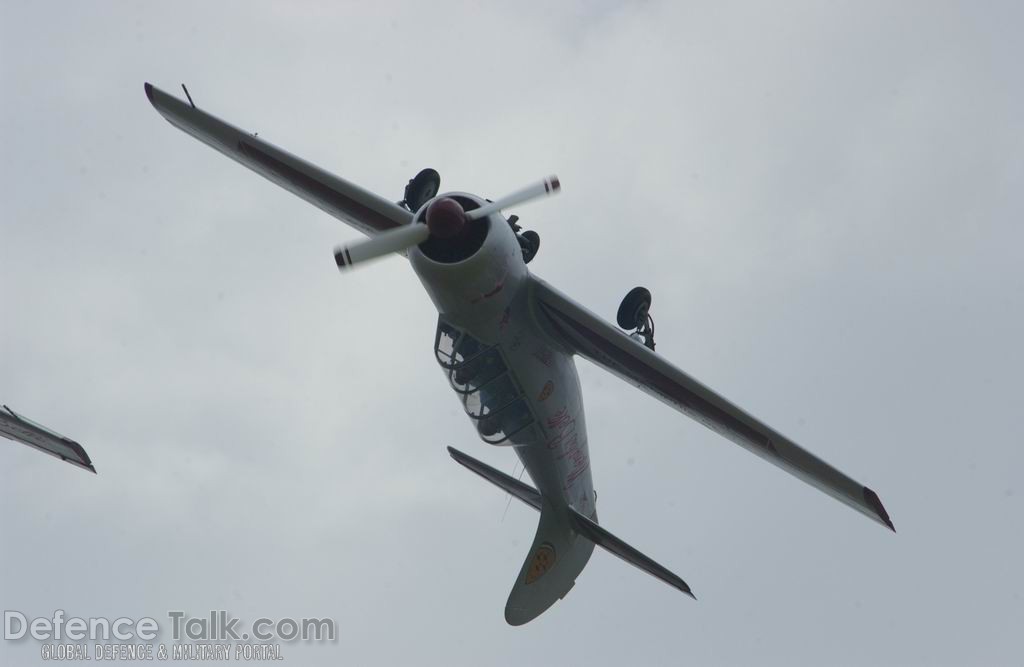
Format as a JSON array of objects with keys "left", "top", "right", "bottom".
[{"left": 504, "top": 502, "right": 595, "bottom": 626}]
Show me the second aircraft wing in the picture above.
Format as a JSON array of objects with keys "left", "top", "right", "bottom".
[
  {"left": 1, "top": 405, "right": 96, "bottom": 473},
  {"left": 530, "top": 276, "right": 894, "bottom": 532},
  {"left": 144, "top": 83, "right": 412, "bottom": 237}
]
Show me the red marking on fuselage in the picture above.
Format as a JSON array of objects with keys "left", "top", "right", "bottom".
[
  {"left": 469, "top": 257, "right": 511, "bottom": 304},
  {"left": 469, "top": 278, "right": 505, "bottom": 305},
  {"left": 544, "top": 407, "right": 590, "bottom": 491},
  {"left": 483, "top": 280, "right": 505, "bottom": 299},
  {"left": 532, "top": 347, "right": 554, "bottom": 368},
  {"left": 546, "top": 407, "right": 572, "bottom": 431}
]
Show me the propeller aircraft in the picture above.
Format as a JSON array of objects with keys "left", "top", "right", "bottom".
[{"left": 145, "top": 82, "right": 893, "bottom": 625}]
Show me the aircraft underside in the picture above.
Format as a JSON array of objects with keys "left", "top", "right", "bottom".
[{"left": 143, "top": 81, "right": 894, "bottom": 627}]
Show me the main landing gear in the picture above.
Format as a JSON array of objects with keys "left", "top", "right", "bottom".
[
  {"left": 506, "top": 214, "right": 540, "bottom": 264},
  {"left": 400, "top": 168, "right": 441, "bottom": 212},
  {"left": 617, "top": 286, "right": 656, "bottom": 350}
]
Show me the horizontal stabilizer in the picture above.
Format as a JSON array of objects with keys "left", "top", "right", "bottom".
[
  {"left": 447, "top": 446, "right": 695, "bottom": 600},
  {"left": 567, "top": 508, "right": 694, "bottom": 598},
  {"left": 447, "top": 446, "right": 540, "bottom": 511}
]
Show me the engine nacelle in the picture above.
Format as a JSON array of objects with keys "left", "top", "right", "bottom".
[{"left": 409, "top": 192, "right": 528, "bottom": 342}]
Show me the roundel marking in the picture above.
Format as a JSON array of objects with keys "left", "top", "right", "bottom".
[{"left": 525, "top": 543, "right": 556, "bottom": 585}]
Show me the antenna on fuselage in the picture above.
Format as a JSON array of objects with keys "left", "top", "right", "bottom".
[{"left": 181, "top": 84, "right": 196, "bottom": 109}]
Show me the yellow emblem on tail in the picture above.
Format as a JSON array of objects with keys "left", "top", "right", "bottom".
[{"left": 524, "top": 543, "right": 556, "bottom": 584}]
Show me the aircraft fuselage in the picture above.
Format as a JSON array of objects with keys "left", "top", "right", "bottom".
[
  {"left": 410, "top": 193, "right": 594, "bottom": 512},
  {"left": 409, "top": 193, "right": 596, "bottom": 619}
]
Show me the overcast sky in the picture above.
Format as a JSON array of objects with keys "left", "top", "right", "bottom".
[{"left": 2, "top": 1, "right": 1023, "bottom": 665}]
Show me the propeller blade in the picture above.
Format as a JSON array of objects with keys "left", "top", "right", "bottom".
[
  {"left": 334, "top": 223, "right": 430, "bottom": 270},
  {"left": 465, "top": 176, "right": 561, "bottom": 221}
]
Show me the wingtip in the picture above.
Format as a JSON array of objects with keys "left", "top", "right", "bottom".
[
  {"left": 144, "top": 81, "right": 155, "bottom": 104},
  {"left": 676, "top": 578, "right": 697, "bottom": 600},
  {"left": 863, "top": 486, "right": 896, "bottom": 532},
  {"left": 333, "top": 246, "right": 353, "bottom": 269}
]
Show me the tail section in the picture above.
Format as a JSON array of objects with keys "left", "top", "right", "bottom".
[
  {"left": 447, "top": 446, "right": 695, "bottom": 624},
  {"left": 504, "top": 500, "right": 595, "bottom": 625}
]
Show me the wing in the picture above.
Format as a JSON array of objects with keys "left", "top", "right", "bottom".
[
  {"left": 530, "top": 277, "right": 895, "bottom": 531},
  {"left": 144, "top": 83, "right": 412, "bottom": 237},
  {"left": 1, "top": 405, "right": 96, "bottom": 473}
]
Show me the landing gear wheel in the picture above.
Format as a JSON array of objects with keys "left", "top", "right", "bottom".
[
  {"left": 617, "top": 286, "right": 652, "bottom": 330},
  {"left": 520, "top": 230, "right": 540, "bottom": 264},
  {"left": 403, "top": 168, "right": 440, "bottom": 212}
]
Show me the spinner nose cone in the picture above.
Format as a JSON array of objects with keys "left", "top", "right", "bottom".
[{"left": 425, "top": 197, "right": 466, "bottom": 239}]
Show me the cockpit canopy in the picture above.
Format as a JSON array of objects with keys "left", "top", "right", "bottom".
[{"left": 435, "top": 319, "right": 536, "bottom": 444}]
